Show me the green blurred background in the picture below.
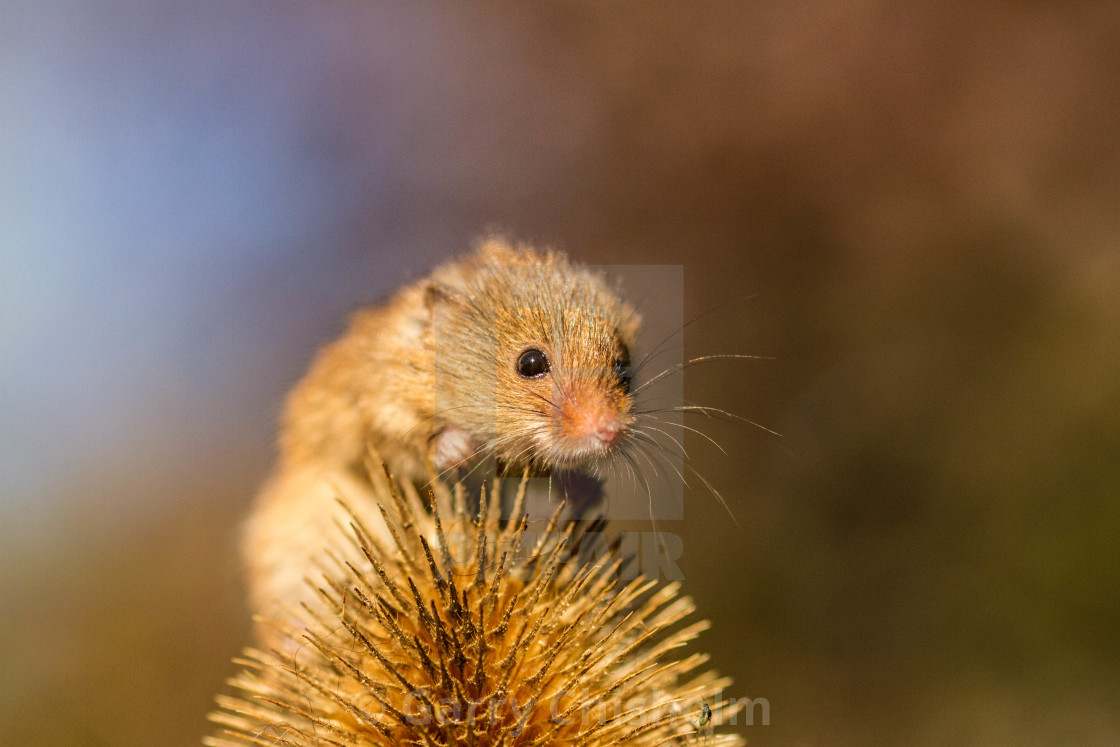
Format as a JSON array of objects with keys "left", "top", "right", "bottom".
[{"left": 3, "top": 2, "right": 1119, "bottom": 744}]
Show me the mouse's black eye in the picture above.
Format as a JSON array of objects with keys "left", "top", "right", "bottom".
[
  {"left": 517, "top": 348, "right": 550, "bottom": 378},
  {"left": 614, "top": 343, "right": 632, "bottom": 394}
]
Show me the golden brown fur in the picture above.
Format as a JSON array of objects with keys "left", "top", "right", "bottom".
[{"left": 245, "top": 238, "right": 640, "bottom": 645}]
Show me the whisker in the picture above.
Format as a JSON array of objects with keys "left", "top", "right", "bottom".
[
  {"left": 632, "top": 432, "right": 739, "bottom": 527},
  {"left": 631, "top": 354, "right": 772, "bottom": 397},
  {"left": 619, "top": 440, "right": 665, "bottom": 537},
  {"left": 628, "top": 433, "right": 686, "bottom": 503},
  {"left": 629, "top": 436, "right": 700, "bottom": 543},
  {"left": 673, "top": 404, "right": 783, "bottom": 438},
  {"left": 630, "top": 423, "right": 688, "bottom": 461},
  {"left": 631, "top": 295, "right": 759, "bottom": 376},
  {"left": 634, "top": 414, "right": 728, "bottom": 456},
  {"left": 524, "top": 389, "right": 561, "bottom": 410},
  {"left": 685, "top": 460, "right": 739, "bottom": 526},
  {"left": 400, "top": 404, "right": 482, "bottom": 441}
]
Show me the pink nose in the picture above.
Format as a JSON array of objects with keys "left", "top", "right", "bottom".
[
  {"left": 589, "top": 418, "right": 622, "bottom": 448},
  {"left": 561, "top": 393, "right": 623, "bottom": 451}
]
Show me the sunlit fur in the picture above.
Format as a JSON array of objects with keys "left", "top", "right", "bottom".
[
  {"left": 279, "top": 238, "right": 640, "bottom": 484},
  {"left": 247, "top": 238, "right": 764, "bottom": 654},
  {"left": 248, "top": 240, "right": 641, "bottom": 651},
  {"left": 426, "top": 245, "right": 639, "bottom": 472}
]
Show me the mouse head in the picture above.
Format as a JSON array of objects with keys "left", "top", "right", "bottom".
[{"left": 425, "top": 239, "right": 640, "bottom": 472}]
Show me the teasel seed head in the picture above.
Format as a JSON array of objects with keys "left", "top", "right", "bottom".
[{"left": 207, "top": 469, "right": 744, "bottom": 745}]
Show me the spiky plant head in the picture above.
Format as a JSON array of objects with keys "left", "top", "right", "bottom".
[{"left": 207, "top": 470, "right": 744, "bottom": 746}]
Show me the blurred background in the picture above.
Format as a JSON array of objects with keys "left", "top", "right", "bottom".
[{"left": 3, "top": 2, "right": 1120, "bottom": 744}]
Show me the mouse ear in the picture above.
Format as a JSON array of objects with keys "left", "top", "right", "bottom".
[
  {"left": 423, "top": 282, "right": 450, "bottom": 311},
  {"left": 473, "top": 235, "right": 518, "bottom": 262},
  {"left": 423, "top": 282, "right": 466, "bottom": 332}
]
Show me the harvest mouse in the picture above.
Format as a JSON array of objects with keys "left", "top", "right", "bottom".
[{"left": 243, "top": 238, "right": 641, "bottom": 642}]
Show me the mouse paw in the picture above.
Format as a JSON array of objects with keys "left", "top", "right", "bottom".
[{"left": 432, "top": 428, "right": 477, "bottom": 472}]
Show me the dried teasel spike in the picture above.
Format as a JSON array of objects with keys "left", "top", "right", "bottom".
[
  {"left": 208, "top": 471, "right": 744, "bottom": 746},
  {"left": 377, "top": 502, "right": 424, "bottom": 578},
  {"left": 430, "top": 494, "right": 456, "bottom": 574}
]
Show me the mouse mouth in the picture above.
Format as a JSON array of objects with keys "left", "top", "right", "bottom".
[{"left": 547, "top": 432, "right": 623, "bottom": 466}]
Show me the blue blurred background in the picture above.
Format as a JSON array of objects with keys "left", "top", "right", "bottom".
[{"left": 3, "top": 2, "right": 1120, "bottom": 744}]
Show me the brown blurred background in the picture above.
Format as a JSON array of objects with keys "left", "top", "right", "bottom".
[{"left": 3, "top": 2, "right": 1120, "bottom": 744}]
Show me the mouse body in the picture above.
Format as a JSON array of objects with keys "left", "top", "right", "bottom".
[{"left": 244, "top": 238, "right": 640, "bottom": 641}]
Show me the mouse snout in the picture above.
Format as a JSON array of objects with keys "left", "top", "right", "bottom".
[{"left": 557, "top": 385, "right": 627, "bottom": 453}]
